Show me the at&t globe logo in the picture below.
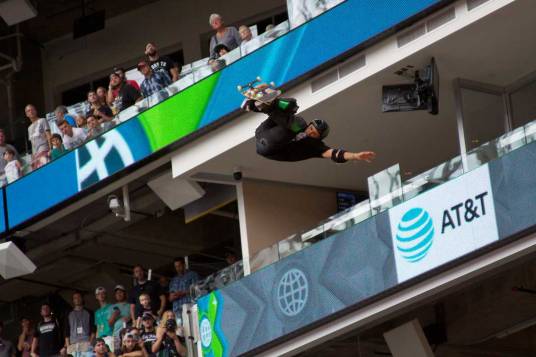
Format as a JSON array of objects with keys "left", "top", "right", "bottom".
[
  {"left": 396, "top": 208, "right": 435, "bottom": 263},
  {"left": 276, "top": 268, "right": 309, "bottom": 317},
  {"left": 199, "top": 317, "right": 212, "bottom": 348}
]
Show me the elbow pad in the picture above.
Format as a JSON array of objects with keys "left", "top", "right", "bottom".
[{"left": 331, "top": 149, "right": 348, "bottom": 163}]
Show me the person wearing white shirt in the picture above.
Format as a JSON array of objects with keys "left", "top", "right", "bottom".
[
  {"left": 238, "top": 25, "right": 261, "bottom": 56},
  {"left": 58, "top": 119, "right": 88, "bottom": 150}
]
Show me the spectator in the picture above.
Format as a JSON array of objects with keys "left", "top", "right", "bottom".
[
  {"left": 169, "top": 257, "right": 199, "bottom": 317},
  {"left": 0, "top": 321, "right": 15, "bottom": 357},
  {"left": 0, "top": 129, "right": 19, "bottom": 182},
  {"left": 239, "top": 25, "right": 252, "bottom": 42},
  {"left": 135, "top": 295, "right": 156, "bottom": 328},
  {"left": 151, "top": 311, "right": 186, "bottom": 357},
  {"left": 50, "top": 134, "right": 66, "bottom": 160},
  {"left": 86, "top": 91, "right": 114, "bottom": 126},
  {"left": 213, "top": 44, "right": 230, "bottom": 58},
  {"left": 93, "top": 338, "right": 115, "bottom": 357},
  {"left": 76, "top": 116, "right": 89, "bottom": 134},
  {"left": 58, "top": 120, "right": 88, "bottom": 150},
  {"left": 137, "top": 61, "right": 171, "bottom": 99},
  {"left": 54, "top": 106, "right": 77, "bottom": 127},
  {"left": 87, "top": 115, "right": 106, "bottom": 139},
  {"left": 109, "top": 285, "right": 130, "bottom": 353},
  {"left": 17, "top": 318, "right": 33, "bottom": 357},
  {"left": 129, "top": 266, "right": 166, "bottom": 326},
  {"left": 209, "top": 59, "right": 226, "bottom": 73},
  {"left": 117, "top": 333, "right": 145, "bottom": 357},
  {"left": 139, "top": 314, "right": 156, "bottom": 357},
  {"left": 96, "top": 87, "right": 108, "bottom": 106},
  {"left": 25, "top": 104, "right": 51, "bottom": 170},
  {"left": 208, "top": 14, "right": 241, "bottom": 59},
  {"left": 31, "top": 304, "right": 64, "bottom": 357},
  {"left": 95, "top": 287, "right": 113, "bottom": 339},
  {"left": 225, "top": 252, "right": 238, "bottom": 265},
  {"left": 158, "top": 277, "right": 172, "bottom": 312},
  {"left": 4, "top": 149, "right": 21, "bottom": 183},
  {"left": 239, "top": 25, "right": 261, "bottom": 56},
  {"left": 107, "top": 73, "right": 141, "bottom": 114},
  {"left": 65, "top": 291, "right": 95, "bottom": 357},
  {"left": 144, "top": 43, "right": 179, "bottom": 82},
  {"left": 113, "top": 67, "right": 141, "bottom": 92}
]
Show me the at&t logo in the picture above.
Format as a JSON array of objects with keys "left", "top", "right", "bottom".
[{"left": 396, "top": 208, "right": 435, "bottom": 263}]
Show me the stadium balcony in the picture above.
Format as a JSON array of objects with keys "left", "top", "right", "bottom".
[
  {"left": 189, "top": 120, "right": 536, "bottom": 356},
  {"left": 0, "top": 0, "right": 452, "bottom": 237}
]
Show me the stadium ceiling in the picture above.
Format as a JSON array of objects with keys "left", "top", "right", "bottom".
[{"left": 0, "top": 0, "right": 161, "bottom": 43}]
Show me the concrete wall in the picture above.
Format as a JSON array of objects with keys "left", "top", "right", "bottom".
[
  {"left": 239, "top": 179, "right": 338, "bottom": 257},
  {"left": 41, "top": 0, "right": 285, "bottom": 110}
]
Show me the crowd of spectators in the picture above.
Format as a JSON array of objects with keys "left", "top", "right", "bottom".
[
  {"left": 0, "top": 13, "right": 284, "bottom": 185},
  {"left": 0, "top": 259, "right": 199, "bottom": 357}
]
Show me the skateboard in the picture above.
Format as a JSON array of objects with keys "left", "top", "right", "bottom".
[{"left": 237, "top": 77, "right": 282, "bottom": 104}]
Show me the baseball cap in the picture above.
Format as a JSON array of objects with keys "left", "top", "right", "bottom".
[
  {"left": 141, "top": 312, "right": 155, "bottom": 320},
  {"left": 95, "top": 287, "right": 106, "bottom": 294},
  {"left": 114, "top": 285, "right": 126, "bottom": 292}
]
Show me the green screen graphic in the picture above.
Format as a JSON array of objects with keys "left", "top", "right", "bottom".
[
  {"left": 139, "top": 72, "right": 222, "bottom": 151},
  {"left": 198, "top": 291, "right": 226, "bottom": 357}
]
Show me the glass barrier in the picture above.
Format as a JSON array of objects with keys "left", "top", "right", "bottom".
[
  {"left": 189, "top": 117, "right": 536, "bottom": 301},
  {"left": 8, "top": 20, "right": 292, "bottom": 187}
]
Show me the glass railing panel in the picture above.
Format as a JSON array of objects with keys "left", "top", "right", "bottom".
[
  {"left": 249, "top": 243, "right": 279, "bottom": 273},
  {"left": 278, "top": 233, "right": 312, "bottom": 259},
  {"left": 402, "top": 155, "right": 464, "bottom": 201},
  {"left": 524, "top": 120, "right": 536, "bottom": 143},
  {"left": 467, "top": 126, "right": 526, "bottom": 171},
  {"left": 368, "top": 163, "right": 403, "bottom": 215},
  {"left": 323, "top": 199, "right": 372, "bottom": 239}
]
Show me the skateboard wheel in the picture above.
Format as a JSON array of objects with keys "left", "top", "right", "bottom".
[
  {"left": 270, "top": 82, "right": 275, "bottom": 87},
  {"left": 256, "top": 76, "right": 262, "bottom": 81},
  {"left": 237, "top": 85, "right": 242, "bottom": 91}
]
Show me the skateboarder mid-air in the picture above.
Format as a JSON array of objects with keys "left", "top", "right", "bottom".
[{"left": 240, "top": 81, "right": 376, "bottom": 163}]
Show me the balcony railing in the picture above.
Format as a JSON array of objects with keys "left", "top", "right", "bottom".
[
  {"left": 191, "top": 119, "right": 531, "bottom": 299},
  {"left": 194, "top": 118, "right": 536, "bottom": 356}
]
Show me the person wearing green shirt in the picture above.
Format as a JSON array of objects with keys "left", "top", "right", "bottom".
[
  {"left": 95, "top": 287, "right": 113, "bottom": 338},
  {"left": 50, "top": 133, "right": 66, "bottom": 160},
  {"left": 109, "top": 285, "right": 131, "bottom": 352}
]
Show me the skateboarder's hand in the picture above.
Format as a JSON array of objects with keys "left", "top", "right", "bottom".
[{"left": 355, "top": 151, "right": 376, "bottom": 163}]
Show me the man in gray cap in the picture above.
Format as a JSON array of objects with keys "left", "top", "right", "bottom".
[{"left": 109, "top": 285, "right": 130, "bottom": 352}]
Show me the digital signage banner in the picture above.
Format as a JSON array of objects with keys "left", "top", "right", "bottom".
[
  {"left": 388, "top": 165, "right": 498, "bottom": 282},
  {"left": 198, "top": 213, "right": 396, "bottom": 357},
  {"left": 4, "top": 0, "right": 442, "bottom": 231}
]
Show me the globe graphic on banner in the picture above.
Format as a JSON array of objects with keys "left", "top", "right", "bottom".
[
  {"left": 200, "top": 318, "right": 212, "bottom": 348},
  {"left": 396, "top": 207, "right": 435, "bottom": 263},
  {"left": 277, "top": 268, "right": 309, "bottom": 317}
]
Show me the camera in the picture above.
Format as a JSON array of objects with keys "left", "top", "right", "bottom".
[
  {"left": 233, "top": 167, "right": 242, "bottom": 181},
  {"left": 107, "top": 194, "right": 126, "bottom": 217},
  {"left": 165, "top": 318, "right": 177, "bottom": 332}
]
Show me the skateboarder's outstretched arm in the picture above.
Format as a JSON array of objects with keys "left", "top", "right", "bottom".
[{"left": 321, "top": 148, "right": 376, "bottom": 163}]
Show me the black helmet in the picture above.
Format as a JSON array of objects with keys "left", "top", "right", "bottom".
[{"left": 311, "top": 119, "right": 330, "bottom": 139}]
